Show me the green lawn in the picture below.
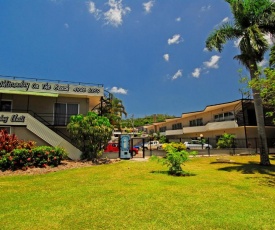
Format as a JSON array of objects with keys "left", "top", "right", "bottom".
[{"left": 1, "top": 155, "right": 275, "bottom": 230}]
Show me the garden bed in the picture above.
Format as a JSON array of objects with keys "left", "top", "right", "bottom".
[{"left": 0, "top": 158, "right": 120, "bottom": 176}]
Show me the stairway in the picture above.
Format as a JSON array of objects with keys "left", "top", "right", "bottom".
[{"left": 25, "top": 114, "right": 82, "bottom": 160}]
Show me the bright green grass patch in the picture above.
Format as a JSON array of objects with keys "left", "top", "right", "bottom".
[{"left": 1, "top": 155, "right": 275, "bottom": 229}]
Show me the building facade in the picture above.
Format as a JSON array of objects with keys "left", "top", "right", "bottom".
[
  {"left": 0, "top": 77, "right": 104, "bottom": 160},
  {"left": 144, "top": 99, "right": 275, "bottom": 148}
]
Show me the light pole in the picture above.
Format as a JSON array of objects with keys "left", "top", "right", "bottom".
[{"left": 200, "top": 134, "right": 204, "bottom": 149}]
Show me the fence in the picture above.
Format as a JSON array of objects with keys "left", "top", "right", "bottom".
[
  {"left": 103, "top": 137, "right": 275, "bottom": 159},
  {"left": 167, "top": 137, "right": 275, "bottom": 155}
]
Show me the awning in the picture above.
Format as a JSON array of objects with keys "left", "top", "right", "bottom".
[{"left": 0, "top": 90, "right": 59, "bottom": 97}]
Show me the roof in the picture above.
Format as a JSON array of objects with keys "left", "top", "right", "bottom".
[{"left": 181, "top": 99, "right": 252, "bottom": 119}]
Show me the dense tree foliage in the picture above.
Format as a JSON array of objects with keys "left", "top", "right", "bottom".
[
  {"left": 101, "top": 94, "right": 127, "bottom": 131},
  {"left": 67, "top": 112, "right": 113, "bottom": 160},
  {"left": 121, "top": 114, "right": 176, "bottom": 128},
  {"left": 249, "top": 67, "right": 275, "bottom": 123},
  {"left": 206, "top": 0, "right": 275, "bottom": 165}
]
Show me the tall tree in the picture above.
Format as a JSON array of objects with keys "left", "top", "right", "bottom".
[
  {"left": 101, "top": 94, "right": 127, "bottom": 131},
  {"left": 206, "top": 0, "right": 275, "bottom": 165}
]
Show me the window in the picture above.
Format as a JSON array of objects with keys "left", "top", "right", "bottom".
[
  {"left": 54, "top": 103, "right": 79, "bottom": 125},
  {"left": 214, "top": 111, "right": 234, "bottom": 122},
  {"left": 0, "top": 100, "right": 12, "bottom": 112},
  {"left": 172, "top": 123, "right": 182, "bottom": 130},
  {"left": 159, "top": 126, "right": 166, "bottom": 132},
  {"left": 189, "top": 118, "right": 203, "bottom": 127}
]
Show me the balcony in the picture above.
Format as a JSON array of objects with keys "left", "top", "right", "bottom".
[
  {"left": 182, "top": 126, "right": 206, "bottom": 134},
  {"left": 165, "top": 120, "right": 239, "bottom": 136},
  {"left": 206, "top": 120, "right": 238, "bottom": 130},
  {"left": 166, "top": 129, "right": 184, "bottom": 136}
]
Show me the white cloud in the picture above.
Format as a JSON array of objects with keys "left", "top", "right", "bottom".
[
  {"left": 234, "top": 34, "right": 273, "bottom": 49},
  {"left": 50, "top": 0, "right": 63, "bottom": 3},
  {"left": 264, "top": 33, "right": 274, "bottom": 46},
  {"left": 143, "top": 1, "right": 155, "bottom": 14},
  {"left": 163, "top": 54, "right": 169, "bottom": 62},
  {"left": 221, "top": 17, "right": 229, "bottom": 23},
  {"left": 200, "top": 5, "right": 211, "bottom": 12},
  {"left": 192, "top": 68, "right": 201, "bottom": 78},
  {"left": 109, "top": 86, "right": 128, "bottom": 94},
  {"left": 203, "top": 55, "right": 221, "bottom": 69},
  {"left": 234, "top": 37, "right": 242, "bottom": 47},
  {"left": 88, "top": 1, "right": 102, "bottom": 20},
  {"left": 175, "top": 17, "right": 181, "bottom": 22},
  {"left": 258, "top": 59, "right": 268, "bottom": 67},
  {"left": 104, "top": 0, "right": 131, "bottom": 27},
  {"left": 172, "top": 69, "right": 182, "bottom": 80},
  {"left": 88, "top": 0, "right": 130, "bottom": 27},
  {"left": 167, "top": 34, "right": 182, "bottom": 45}
]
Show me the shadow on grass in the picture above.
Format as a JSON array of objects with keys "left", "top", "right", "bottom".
[
  {"left": 150, "top": 170, "right": 196, "bottom": 177},
  {"left": 214, "top": 161, "right": 275, "bottom": 176}
]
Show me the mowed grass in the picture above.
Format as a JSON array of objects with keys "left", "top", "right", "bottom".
[{"left": 1, "top": 155, "right": 275, "bottom": 230}]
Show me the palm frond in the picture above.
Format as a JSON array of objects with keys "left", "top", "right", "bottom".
[
  {"left": 246, "top": 25, "right": 269, "bottom": 55},
  {"left": 205, "top": 22, "right": 242, "bottom": 52},
  {"left": 233, "top": 54, "right": 250, "bottom": 69},
  {"left": 269, "top": 45, "right": 275, "bottom": 68}
]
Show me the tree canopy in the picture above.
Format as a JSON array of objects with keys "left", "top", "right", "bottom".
[
  {"left": 101, "top": 94, "right": 127, "bottom": 131},
  {"left": 67, "top": 112, "right": 113, "bottom": 160},
  {"left": 121, "top": 114, "right": 176, "bottom": 128}
]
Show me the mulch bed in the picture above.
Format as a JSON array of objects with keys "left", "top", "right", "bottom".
[{"left": 0, "top": 158, "right": 121, "bottom": 176}]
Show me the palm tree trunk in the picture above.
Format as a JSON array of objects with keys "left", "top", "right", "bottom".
[{"left": 249, "top": 62, "right": 271, "bottom": 165}]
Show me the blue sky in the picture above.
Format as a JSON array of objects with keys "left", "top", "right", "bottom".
[{"left": 0, "top": 0, "right": 271, "bottom": 118}]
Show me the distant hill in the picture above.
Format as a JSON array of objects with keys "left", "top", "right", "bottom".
[{"left": 121, "top": 114, "right": 176, "bottom": 128}]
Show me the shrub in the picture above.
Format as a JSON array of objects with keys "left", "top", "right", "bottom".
[
  {"left": 16, "top": 140, "right": 36, "bottom": 150},
  {"left": 0, "top": 146, "right": 67, "bottom": 171},
  {"left": 0, "top": 155, "right": 10, "bottom": 171},
  {"left": 217, "top": 133, "right": 235, "bottom": 149},
  {"left": 162, "top": 142, "right": 186, "bottom": 151},
  {"left": 0, "top": 129, "right": 20, "bottom": 153},
  {"left": 151, "top": 142, "right": 197, "bottom": 176}
]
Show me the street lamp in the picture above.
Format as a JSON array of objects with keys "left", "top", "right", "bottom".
[{"left": 200, "top": 134, "right": 204, "bottom": 149}]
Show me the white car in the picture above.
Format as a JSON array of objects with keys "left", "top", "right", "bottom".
[
  {"left": 184, "top": 140, "right": 212, "bottom": 150},
  {"left": 144, "top": 141, "right": 162, "bottom": 150}
]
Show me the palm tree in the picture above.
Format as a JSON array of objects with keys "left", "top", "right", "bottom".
[
  {"left": 206, "top": 0, "right": 275, "bottom": 165},
  {"left": 101, "top": 94, "right": 127, "bottom": 130}
]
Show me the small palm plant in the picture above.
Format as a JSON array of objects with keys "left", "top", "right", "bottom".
[{"left": 151, "top": 142, "right": 197, "bottom": 176}]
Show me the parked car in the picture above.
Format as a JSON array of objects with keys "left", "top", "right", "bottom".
[
  {"left": 104, "top": 143, "right": 139, "bottom": 156},
  {"left": 133, "top": 143, "right": 143, "bottom": 150},
  {"left": 184, "top": 140, "right": 212, "bottom": 150},
  {"left": 144, "top": 141, "right": 162, "bottom": 150}
]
